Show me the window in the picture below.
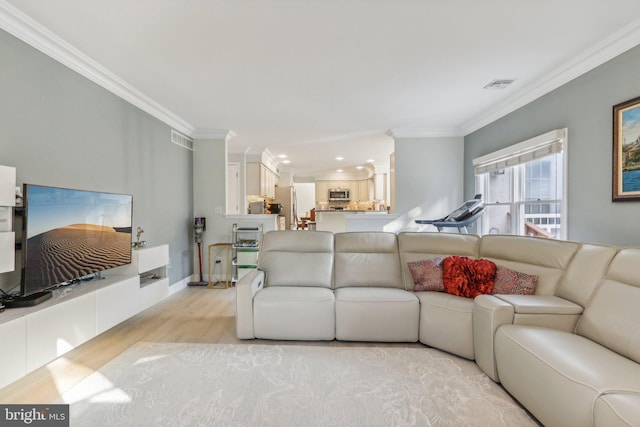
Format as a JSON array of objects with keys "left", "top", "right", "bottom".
[{"left": 473, "top": 129, "right": 567, "bottom": 239}]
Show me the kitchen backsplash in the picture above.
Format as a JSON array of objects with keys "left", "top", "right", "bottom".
[
  {"left": 327, "top": 201, "right": 350, "bottom": 209},
  {"left": 317, "top": 200, "right": 380, "bottom": 211}
]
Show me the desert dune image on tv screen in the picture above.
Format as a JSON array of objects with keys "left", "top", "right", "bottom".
[{"left": 24, "top": 185, "right": 132, "bottom": 289}]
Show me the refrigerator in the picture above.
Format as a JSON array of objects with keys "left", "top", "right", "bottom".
[{"left": 274, "top": 186, "right": 297, "bottom": 230}]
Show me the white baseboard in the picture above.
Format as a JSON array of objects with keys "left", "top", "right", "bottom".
[{"left": 168, "top": 276, "right": 191, "bottom": 296}]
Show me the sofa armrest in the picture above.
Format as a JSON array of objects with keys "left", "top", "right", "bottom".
[
  {"left": 235, "top": 269, "right": 265, "bottom": 339},
  {"left": 493, "top": 294, "right": 584, "bottom": 314},
  {"left": 494, "top": 295, "right": 583, "bottom": 332},
  {"left": 473, "top": 295, "right": 515, "bottom": 382}
]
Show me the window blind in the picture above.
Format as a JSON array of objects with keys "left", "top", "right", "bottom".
[{"left": 473, "top": 129, "right": 566, "bottom": 175}]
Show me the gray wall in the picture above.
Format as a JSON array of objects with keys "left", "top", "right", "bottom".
[
  {"left": 391, "top": 137, "right": 464, "bottom": 231},
  {"left": 192, "top": 138, "right": 228, "bottom": 276},
  {"left": 464, "top": 45, "right": 640, "bottom": 246},
  {"left": 0, "top": 29, "right": 194, "bottom": 291}
]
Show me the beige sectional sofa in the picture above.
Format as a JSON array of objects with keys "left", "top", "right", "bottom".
[{"left": 235, "top": 230, "right": 640, "bottom": 427}]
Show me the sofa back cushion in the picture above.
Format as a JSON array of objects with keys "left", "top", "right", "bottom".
[
  {"left": 334, "top": 232, "right": 402, "bottom": 289},
  {"left": 398, "top": 232, "right": 480, "bottom": 291},
  {"left": 258, "top": 230, "right": 334, "bottom": 288},
  {"left": 478, "top": 235, "right": 579, "bottom": 295},
  {"left": 576, "top": 248, "right": 640, "bottom": 363},
  {"left": 555, "top": 243, "right": 617, "bottom": 307}
]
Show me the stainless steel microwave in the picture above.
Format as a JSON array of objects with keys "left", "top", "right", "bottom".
[{"left": 328, "top": 188, "right": 350, "bottom": 201}]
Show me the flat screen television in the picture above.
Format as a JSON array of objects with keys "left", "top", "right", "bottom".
[{"left": 9, "top": 184, "right": 133, "bottom": 307}]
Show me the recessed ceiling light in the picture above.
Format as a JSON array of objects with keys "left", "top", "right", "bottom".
[
  {"left": 366, "top": 159, "right": 375, "bottom": 163},
  {"left": 356, "top": 166, "right": 364, "bottom": 170},
  {"left": 336, "top": 156, "right": 344, "bottom": 161},
  {"left": 282, "top": 159, "right": 291, "bottom": 164},
  {"left": 336, "top": 169, "right": 343, "bottom": 173}
]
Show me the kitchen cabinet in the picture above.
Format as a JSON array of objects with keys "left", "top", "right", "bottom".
[
  {"left": 261, "top": 165, "right": 278, "bottom": 199},
  {"left": 247, "top": 163, "right": 278, "bottom": 199},
  {"left": 316, "top": 181, "right": 328, "bottom": 202},
  {"left": 348, "top": 181, "right": 359, "bottom": 200},
  {"left": 358, "top": 179, "right": 373, "bottom": 201},
  {"left": 314, "top": 179, "right": 375, "bottom": 203},
  {"left": 316, "top": 180, "right": 360, "bottom": 202},
  {"left": 334, "top": 181, "right": 351, "bottom": 190}
]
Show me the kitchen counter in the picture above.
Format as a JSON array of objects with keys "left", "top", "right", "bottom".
[
  {"left": 315, "top": 210, "right": 389, "bottom": 213},
  {"left": 314, "top": 210, "right": 396, "bottom": 233}
]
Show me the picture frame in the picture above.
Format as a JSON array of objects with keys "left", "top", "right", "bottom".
[{"left": 613, "top": 95, "right": 640, "bottom": 201}]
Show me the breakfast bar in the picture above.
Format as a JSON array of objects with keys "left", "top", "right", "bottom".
[{"left": 314, "top": 210, "right": 397, "bottom": 233}]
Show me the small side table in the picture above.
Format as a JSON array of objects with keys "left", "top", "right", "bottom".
[{"left": 207, "top": 243, "right": 232, "bottom": 288}]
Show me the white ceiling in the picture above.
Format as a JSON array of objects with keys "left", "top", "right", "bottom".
[{"left": 3, "top": 0, "right": 640, "bottom": 178}]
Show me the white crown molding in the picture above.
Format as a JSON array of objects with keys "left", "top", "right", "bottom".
[
  {"left": 191, "top": 129, "right": 233, "bottom": 140},
  {"left": 462, "top": 17, "right": 640, "bottom": 136},
  {"left": 0, "top": 0, "right": 196, "bottom": 137},
  {"left": 389, "top": 128, "right": 463, "bottom": 139},
  {"left": 4, "top": 0, "right": 640, "bottom": 143}
]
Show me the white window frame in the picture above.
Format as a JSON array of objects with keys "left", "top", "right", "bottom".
[{"left": 473, "top": 129, "right": 568, "bottom": 240}]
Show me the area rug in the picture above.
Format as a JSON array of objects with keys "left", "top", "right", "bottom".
[{"left": 59, "top": 342, "right": 538, "bottom": 426}]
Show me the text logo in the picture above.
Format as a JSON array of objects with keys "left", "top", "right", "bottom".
[{"left": 0, "top": 405, "right": 69, "bottom": 426}]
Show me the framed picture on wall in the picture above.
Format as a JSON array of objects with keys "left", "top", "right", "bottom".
[{"left": 613, "top": 95, "right": 640, "bottom": 201}]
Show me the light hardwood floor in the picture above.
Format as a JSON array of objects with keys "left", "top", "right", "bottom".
[
  {"left": 0, "top": 287, "right": 240, "bottom": 404},
  {"left": 0, "top": 287, "right": 423, "bottom": 404}
]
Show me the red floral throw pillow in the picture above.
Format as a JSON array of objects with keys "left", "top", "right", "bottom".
[
  {"left": 442, "top": 256, "right": 497, "bottom": 298},
  {"left": 492, "top": 266, "right": 538, "bottom": 295},
  {"left": 407, "top": 257, "right": 444, "bottom": 292}
]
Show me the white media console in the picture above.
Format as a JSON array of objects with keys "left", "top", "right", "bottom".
[{"left": 0, "top": 244, "right": 170, "bottom": 389}]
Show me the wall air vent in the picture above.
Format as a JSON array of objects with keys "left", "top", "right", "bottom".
[
  {"left": 483, "top": 79, "right": 515, "bottom": 90},
  {"left": 171, "top": 129, "right": 194, "bottom": 151}
]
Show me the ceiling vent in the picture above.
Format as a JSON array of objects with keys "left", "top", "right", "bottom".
[
  {"left": 171, "top": 129, "right": 194, "bottom": 151},
  {"left": 483, "top": 79, "right": 515, "bottom": 90}
]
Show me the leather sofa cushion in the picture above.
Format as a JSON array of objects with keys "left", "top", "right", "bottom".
[
  {"left": 495, "top": 325, "right": 640, "bottom": 427},
  {"left": 479, "top": 235, "right": 579, "bottom": 269},
  {"left": 417, "top": 292, "right": 474, "bottom": 359},
  {"left": 479, "top": 235, "right": 580, "bottom": 295},
  {"left": 259, "top": 230, "right": 334, "bottom": 288},
  {"left": 555, "top": 243, "right": 616, "bottom": 307},
  {"left": 398, "top": 232, "right": 480, "bottom": 256},
  {"left": 335, "top": 287, "right": 419, "bottom": 342},
  {"left": 334, "top": 232, "right": 403, "bottom": 289},
  {"left": 576, "top": 248, "right": 640, "bottom": 364},
  {"left": 576, "top": 280, "right": 640, "bottom": 364},
  {"left": 253, "top": 286, "right": 335, "bottom": 340},
  {"left": 606, "top": 247, "right": 640, "bottom": 286}
]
